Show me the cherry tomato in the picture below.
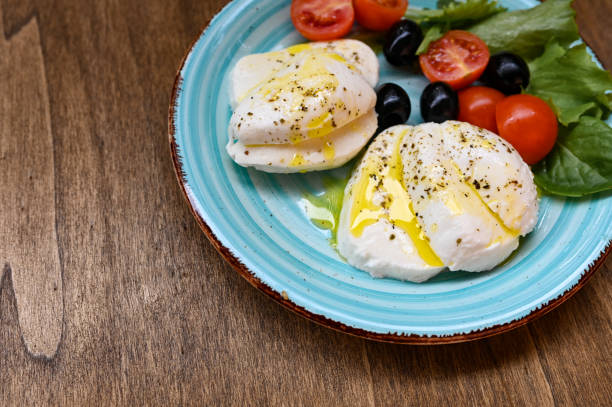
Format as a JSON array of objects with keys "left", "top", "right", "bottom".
[
  {"left": 495, "top": 94, "right": 558, "bottom": 165},
  {"left": 419, "top": 30, "right": 490, "bottom": 90},
  {"left": 354, "top": 0, "right": 408, "bottom": 31},
  {"left": 291, "top": 0, "right": 355, "bottom": 41},
  {"left": 457, "top": 86, "right": 505, "bottom": 133}
]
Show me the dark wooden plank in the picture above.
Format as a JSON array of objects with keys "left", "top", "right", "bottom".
[
  {"left": 527, "top": 261, "right": 612, "bottom": 406},
  {"left": 0, "top": 0, "right": 610, "bottom": 405},
  {"left": 366, "top": 327, "right": 555, "bottom": 406},
  {"left": 0, "top": 6, "right": 62, "bottom": 359}
]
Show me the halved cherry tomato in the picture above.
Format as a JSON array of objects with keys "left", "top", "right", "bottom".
[
  {"left": 354, "top": 0, "right": 408, "bottom": 31},
  {"left": 419, "top": 30, "right": 490, "bottom": 90},
  {"left": 291, "top": 0, "right": 355, "bottom": 41},
  {"left": 496, "top": 94, "right": 558, "bottom": 165},
  {"left": 458, "top": 86, "right": 505, "bottom": 133}
]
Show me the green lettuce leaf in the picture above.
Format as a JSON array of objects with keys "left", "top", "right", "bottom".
[
  {"left": 527, "top": 42, "right": 612, "bottom": 126},
  {"left": 468, "top": 0, "right": 579, "bottom": 60},
  {"left": 406, "top": 0, "right": 506, "bottom": 28},
  {"left": 533, "top": 117, "right": 612, "bottom": 197}
]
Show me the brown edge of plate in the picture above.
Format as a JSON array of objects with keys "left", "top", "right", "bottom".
[{"left": 167, "top": 1, "right": 612, "bottom": 345}]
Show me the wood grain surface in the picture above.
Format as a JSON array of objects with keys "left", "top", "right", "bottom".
[{"left": 0, "top": 0, "right": 610, "bottom": 405}]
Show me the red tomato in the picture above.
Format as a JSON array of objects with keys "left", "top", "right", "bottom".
[
  {"left": 458, "top": 86, "right": 505, "bottom": 133},
  {"left": 496, "top": 94, "right": 558, "bottom": 165},
  {"left": 354, "top": 0, "right": 408, "bottom": 31},
  {"left": 419, "top": 30, "right": 490, "bottom": 90},
  {"left": 291, "top": 0, "right": 355, "bottom": 41}
]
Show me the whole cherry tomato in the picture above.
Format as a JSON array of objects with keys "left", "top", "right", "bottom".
[
  {"left": 458, "top": 86, "right": 505, "bottom": 133},
  {"left": 496, "top": 94, "right": 558, "bottom": 165}
]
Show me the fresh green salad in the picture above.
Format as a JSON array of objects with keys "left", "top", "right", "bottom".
[{"left": 407, "top": 0, "right": 612, "bottom": 197}]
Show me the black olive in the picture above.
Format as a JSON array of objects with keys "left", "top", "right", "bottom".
[
  {"left": 420, "top": 82, "right": 459, "bottom": 123},
  {"left": 383, "top": 20, "right": 423, "bottom": 66},
  {"left": 375, "top": 83, "right": 412, "bottom": 131},
  {"left": 481, "top": 52, "right": 530, "bottom": 95}
]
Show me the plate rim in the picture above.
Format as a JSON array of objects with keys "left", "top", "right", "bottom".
[{"left": 168, "top": 0, "right": 612, "bottom": 344}]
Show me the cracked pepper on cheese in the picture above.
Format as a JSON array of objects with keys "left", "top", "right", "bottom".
[{"left": 226, "top": 40, "right": 379, "bottom": 173}]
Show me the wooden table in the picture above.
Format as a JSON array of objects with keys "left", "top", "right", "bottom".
[{"left": 1, "top": 0, "right": 610, "bottom": 405}]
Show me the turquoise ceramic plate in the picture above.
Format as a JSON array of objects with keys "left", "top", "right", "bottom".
[{"left": 169, "top": 0, "right": 612, "bottom": 343}]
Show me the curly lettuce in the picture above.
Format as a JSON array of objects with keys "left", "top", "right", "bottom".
[
  {"left": 468, "top": 0, "right": 579, "bottom": 60},
  {"left": 527, "top": 42, "right": 612, "bottom": 126}
]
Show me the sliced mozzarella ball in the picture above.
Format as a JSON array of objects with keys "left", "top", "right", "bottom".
[
  {"left": 229, "top": 39, "right": 379, "bottom": 107},
  {"left": 337, "top": 126, "right": 446, "bottom": 283},
  {"left": 227, "top": 109, "right": 377, "bottom": 173},
  {"left": 338, "top": 121, "right": 539, "bottom": 281},
  {"left": 230, "top": 51, "right": 375, "bottom": 146},
  {"left": 438, "top": 121, "right": 539, "bottom": 235}
]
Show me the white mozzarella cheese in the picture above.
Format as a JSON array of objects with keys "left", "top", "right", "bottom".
[
  {"left": 230, "top": 51, "right": 375, "bottom": 146},
  {"left": 226, "top": 40, "right": 379, "bottom": 173},
  {"left": 337, "top": 122, "right": 539, "bottom": 281}
]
